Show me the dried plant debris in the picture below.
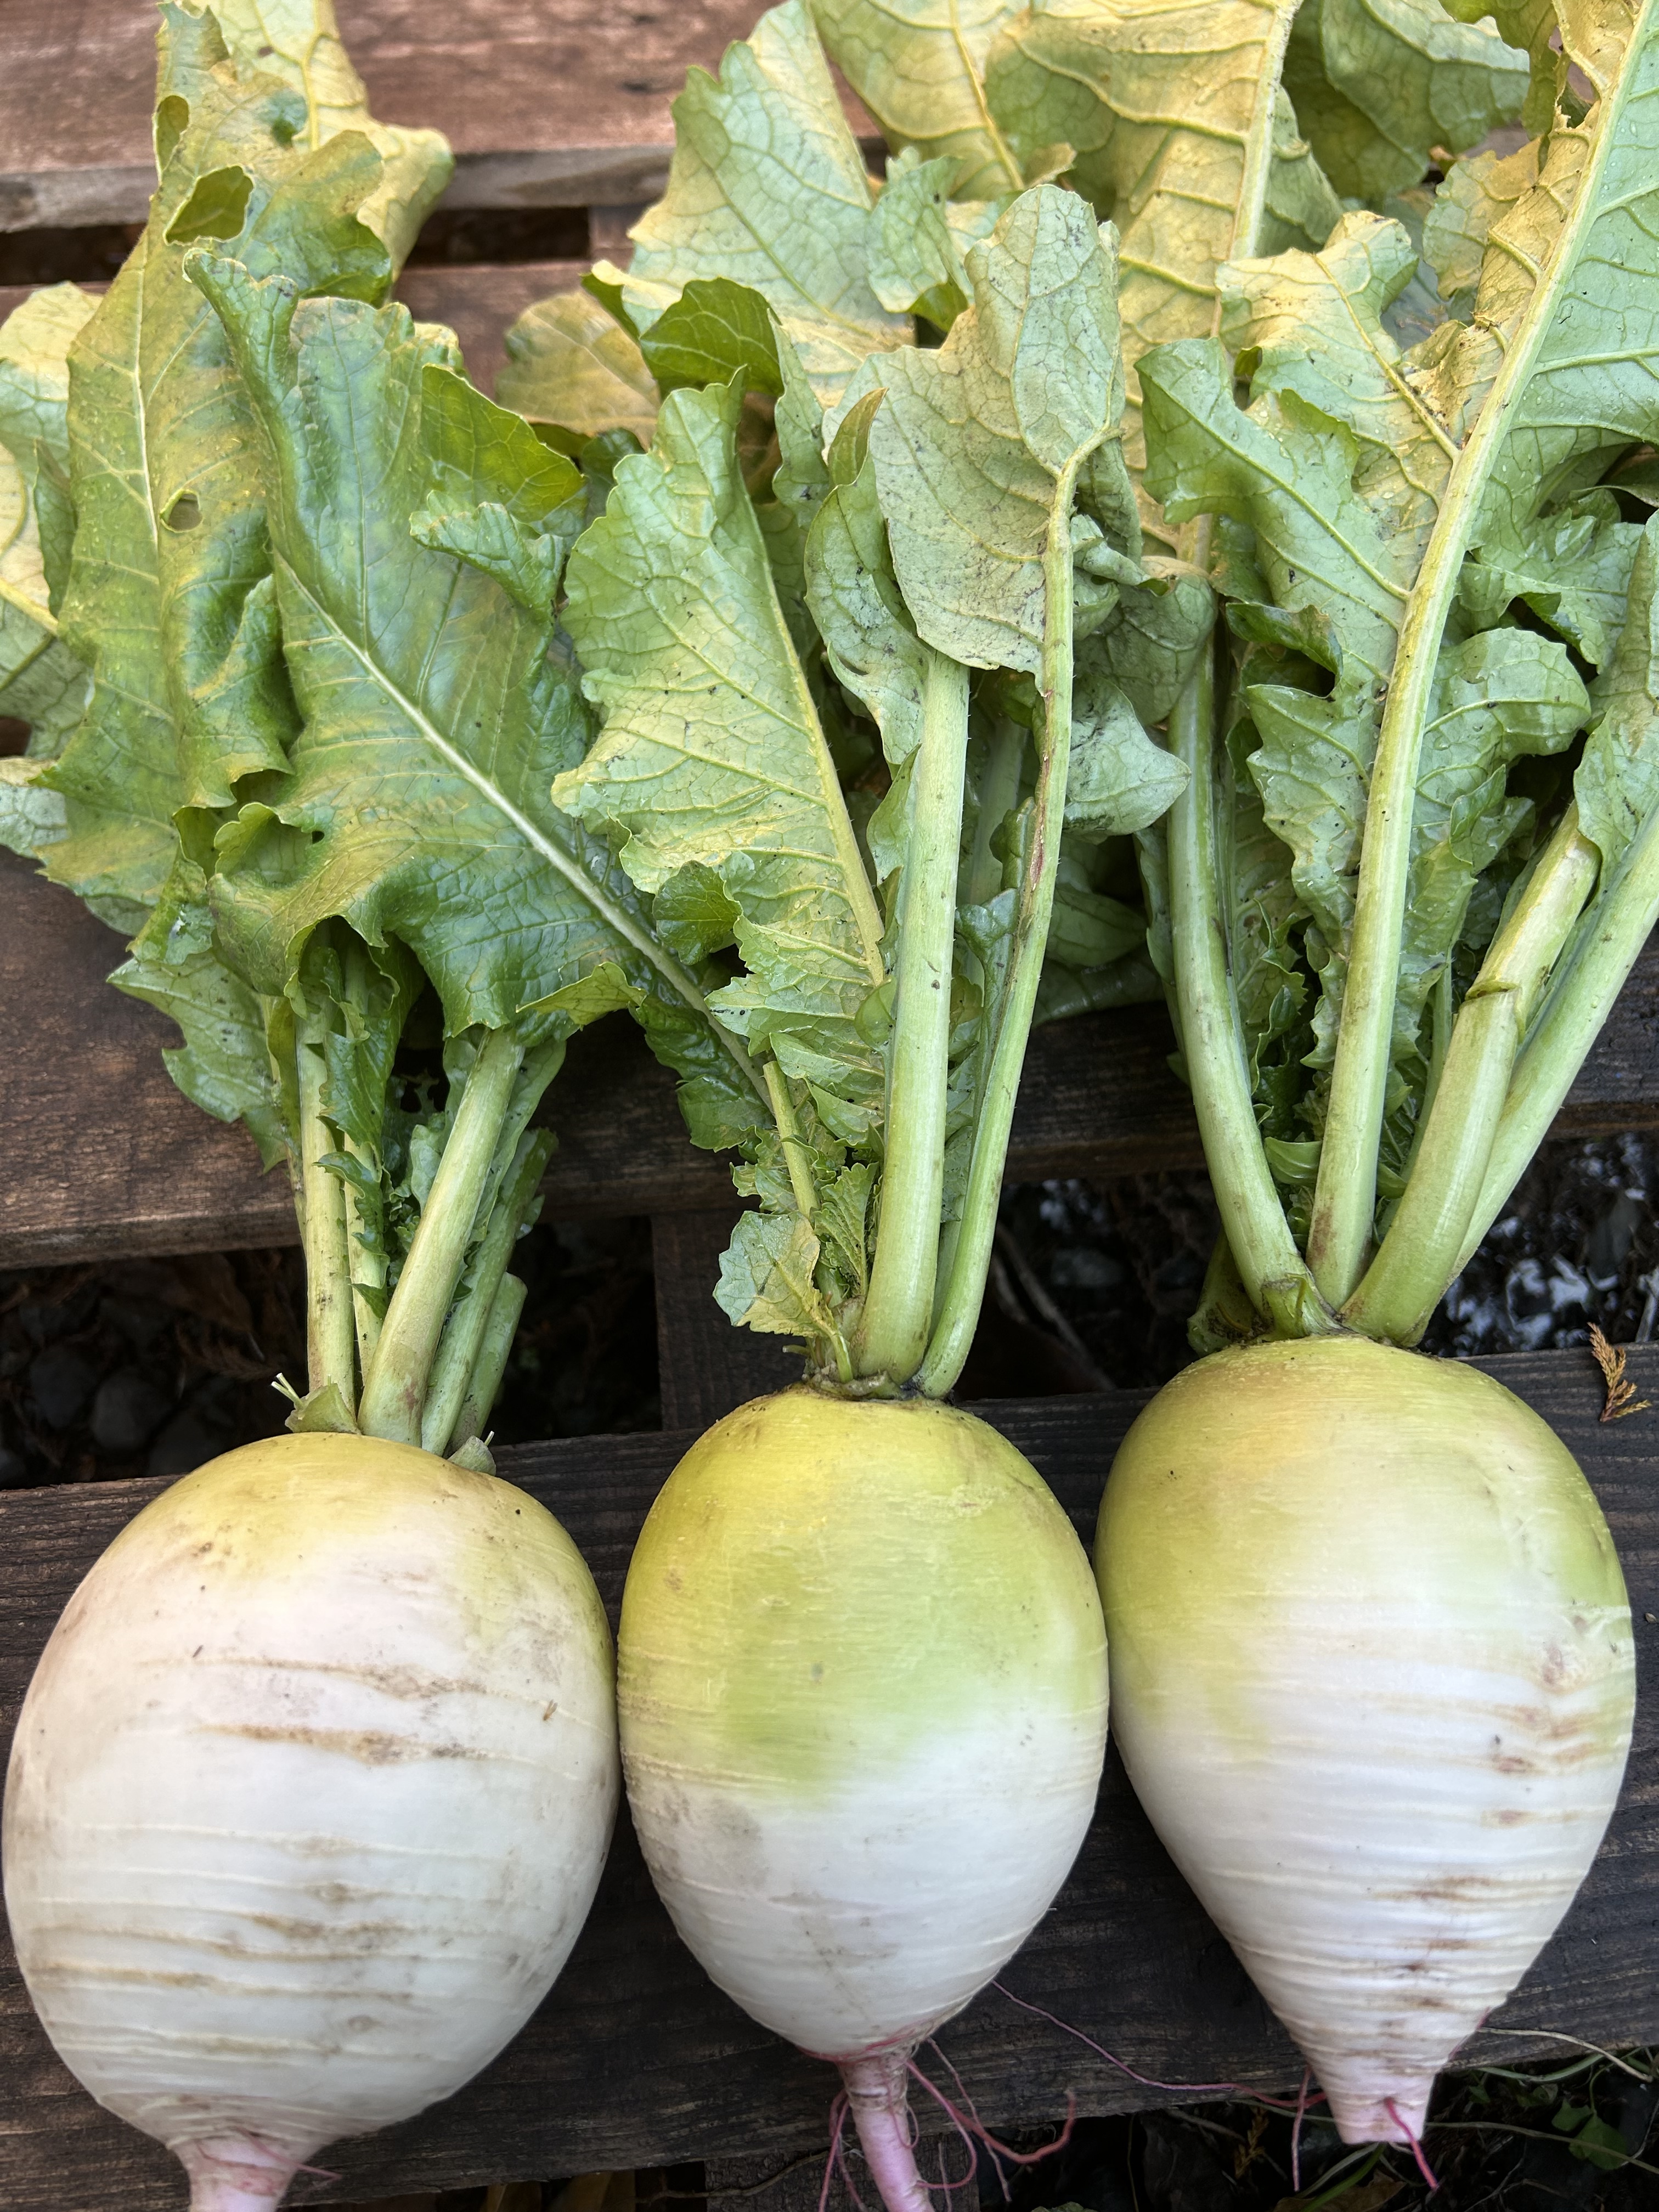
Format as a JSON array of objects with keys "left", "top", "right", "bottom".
[{"left": 1589, "top": 1323, "right": 1652, "bottom": 1421}]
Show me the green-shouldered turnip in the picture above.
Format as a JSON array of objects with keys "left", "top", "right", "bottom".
[{"left": 548, "top": 52, "right": 1181, "bottom": 2189}]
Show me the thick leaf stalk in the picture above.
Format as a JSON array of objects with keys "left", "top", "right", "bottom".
[
  {"left": 1307, "top": 0, "right": 1659, "bottom": 1306},
  {"left": 1166, "top": 648, "right": 1329, "bottom": 1335},
  {"left": 853, "top": 650, "right": 970, "bottom": 1382},
  {"left": 1343, "top": 811, "right": 1600, "bottom": 1344},
  {"left": 358, "top": 1029, "right": 524, "bottom": 1444},
  {"left": 918, "top": 461, "right": 1083, "bottom": 1398}
]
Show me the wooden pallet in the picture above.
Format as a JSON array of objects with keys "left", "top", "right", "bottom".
[
  {"left": 2, "top": 1353, "right": 1656, "bottom": 2212},
  {"left": 0, "top": 0, "right": 871, "bottom": 229}
]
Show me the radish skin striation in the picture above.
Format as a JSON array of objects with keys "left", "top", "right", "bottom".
[
  {"left": 3, "top": 1433, "right": 619, "bottom": 2208},
  {"left": 620, "top": 1389, "right": 1107, "bottom": 2142},
  {"left": 1096, "top": 1336, "right": 1634, "bottom": 2142}
]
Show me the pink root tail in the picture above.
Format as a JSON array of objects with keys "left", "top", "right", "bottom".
[
  {"left": 840, "top": 2051, "right": 932, "bottom": 2212},
  {"left": 175, "top": 2134, "right": 310, "bottom": 2212}
]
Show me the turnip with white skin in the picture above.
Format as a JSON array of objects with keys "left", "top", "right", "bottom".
[
  {"left": 620, "top": 1390, "right": 1106, "bottom": 2212},
  {"left": 551, "top": 29, "right": 1189, "bottom": 2188},
  {"left": 1093, "top": 0, "right": 1659, "bottom": 2147},
  {"left": 1099, "top": 1339, "right": 1633, "bottom": 2143},
  {"left": 4, "top": 1436, "right": 619, "bottom": 2212}
]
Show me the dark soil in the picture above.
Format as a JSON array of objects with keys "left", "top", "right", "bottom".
[{"left": 0, "top": 1216, "right": 658, "bottom": 1490}]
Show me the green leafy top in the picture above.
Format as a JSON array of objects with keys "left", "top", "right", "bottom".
[
  {"left": 622, "top": 0, "right": 909, "bottom": 403},
  {"left": 40, "top": 0, "right": 450, "bottom": 930},
  {"left": 1130, "top": 0, "right": 1659, "bottom": 1348},
  {"left": 555, "top": 183, "right": 1156, "bottom": 1389},
  {"left": 17, "top": 2, "right": 622, "bottom": 1461}
]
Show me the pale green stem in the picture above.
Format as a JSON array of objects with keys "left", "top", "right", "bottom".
[
  {"left": 1133, "top": 821, "right": 1182, "bottom": 1059},
  {"left": 1455, "top": 802, "right": 1659, "bottom": 1276},
  {"left": 1305, "top": 44, "right": 1648, "bottom": 1308},
  {"left": 297, "top": 1019, "right": 356, "bottom": 1407},
  {"left": 918, "top": 457, "right": 1085, "bottom": 1398},
  {"left": 338, "top": 944, "right": 387, "bottom": 1380},
  {"left": 1343, "top": 811, "right": 1600, "bottom": 1344},
  {"left": 358, "top": 1028, "right": 523, "bottom": 1445},
  {"left": 1167, "top": 641, "right": 1325, "bottom": 1330},
  {"left": 472, "top": 1036, "right": 566, "bottom": 1243},
  {"left": 855, "top": 650, "right": 970, "bottom": 1383},
  {"left": 763, "top": 1056, "right": 819, "bottom": 1219},
  {"left": 420, "top": 1128, "right": 554, "bottom": 1457},
  {"left": 448, "top": 1273, "right": 528, "bottom": 1452},
  {"left": 963, "top": 715, "right": 1026, "bottom": 909}
]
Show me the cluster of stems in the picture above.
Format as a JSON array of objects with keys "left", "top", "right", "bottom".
[
  {"left": 288, "top": 1014, "right": 562, "bottom": 1458},
  {"left": 850, "top": 462, "right": 1086, "bottom": 1400},
  {"left": 1149, "top": 25, "right": 1659, "bottom": 1353}
]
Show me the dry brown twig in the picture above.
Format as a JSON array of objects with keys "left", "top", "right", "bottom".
[{"left": 1589, "top": 1324, "right": 1652, "bottom": 1423}]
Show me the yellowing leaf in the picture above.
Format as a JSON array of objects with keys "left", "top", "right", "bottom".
[
  {"left": 810, "top": 0, "right": 1029, "bottom": 196},
  {"left": 623, "top": 0, "right": 907, "bottom": 404},
  {"left": 985, "top": 0, "right": 1340, "bottom": 500},
  {"left": 495, "top": 291, "right": 659, "bottom": 450}
]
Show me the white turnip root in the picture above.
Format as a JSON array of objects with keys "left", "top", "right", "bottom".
[
  {"left": 4, "top": 1432, "right": 619, "bottom": 2211},
  {"left": 1096, "top": 1335, "right": 1634, "bottom": 2145},
  {"left": 619, "top": 1387, "right": 1109, "bottom": 2209}
]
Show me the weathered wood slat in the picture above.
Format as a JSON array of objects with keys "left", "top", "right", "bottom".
[
  {"left": 3, "top": 263, "right": 591, "bottom": 413},
  {"left": 0, "top": 1352, "right": 1655, "bottom": 2209},
  {"left": 652, "top": 1211, "right": 800, "bottom": 1427},
  {"left": 4, "top": 848, "right": 1657, "bottom": 1268},
  {"left": 0, "top": 0, "right": 872, "bottom": 229}
]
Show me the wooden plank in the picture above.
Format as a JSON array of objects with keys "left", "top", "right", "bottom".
[
  {"left": 4, "top": 849, "right": 1659, "bottom": 1266},
  {"left": 652, "top": 1211, "right": 801, "bottom": 1428},
  {"left": 0, "top": 1350, "right": 1655, "bottom": 2209},
  {"left": 3, "top": 267, "right": 586, "bottom": 409},
  {"left": 0, "top": 0, "right": 875, "bottom": 230},
  {"left": 394, "top": 260, "right": 588, "bottom": 393}
]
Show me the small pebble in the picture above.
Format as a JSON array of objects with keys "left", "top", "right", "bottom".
[
  {"left": 29, "top": 1346, "right": 97, "bottom": 1430},
  {"left": 91, "top": 1370, "right": 173, "bottom": 1455},
  {"left": 146, "top": 1409, "right": 230, "bottom": 1481}
]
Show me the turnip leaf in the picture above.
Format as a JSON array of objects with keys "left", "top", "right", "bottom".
[
  {"left": 193, "top": 256, "right": 698, "bottom": 1058},
  {"left": 1578, "top": 517, "right": 1659, "bottom": 877},
  {"left": 1218, "top": 212, "right": 1458, "bottom": 574},
  {"left": 863, "top": 150, "right": 1011, "bottom": 326},
  {"left": 985, "top": 0, "right": 1341, "bottom": 490},
  {"left": 39, "top": 3, "right": 450, "bottom": 927},
  {"left": 849, "top": 190, "right": 1137, "bottom": 673},
  {"left": 622, "top": 0, "right": 907, "bottom": 404},
  {"left": 494, "top": 292, "right": 659, "bottom": 453},
  {"left": 1283, "top": 0, "right": 1527, "bottom": 202},
  {"left": 810, "top": 0, "right": 1029, "bottom": 198}
]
